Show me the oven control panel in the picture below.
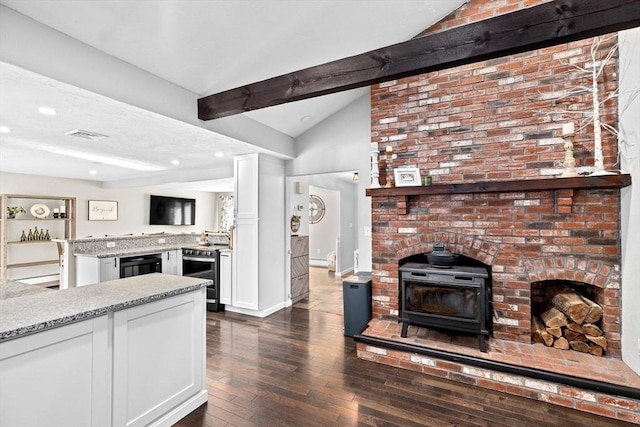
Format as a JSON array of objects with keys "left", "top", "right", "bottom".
[{"left": 182, "top": 248, "right": 218, "bottom": 258}]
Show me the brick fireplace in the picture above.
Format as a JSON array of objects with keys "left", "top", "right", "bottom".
[
  {"left": 367, "top": 182, "right": 625, "bottom": 354},
  {"left": 355, "top": 1, "right": 640, "bottom": 422},
  {"left": 359, "top": 179, "right": 639, "bottom": 423}
]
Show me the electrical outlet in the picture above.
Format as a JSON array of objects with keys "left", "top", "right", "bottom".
[
  {"left": 158, "top": 238, "right": 166, "bottom": 244},
  {"left": 106, "top": 241, "right": 115, "bottom": 248}
]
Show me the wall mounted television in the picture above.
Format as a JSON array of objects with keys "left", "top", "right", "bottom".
[{"left": 149, "top": 195, "right": 196, "bottom": 226}]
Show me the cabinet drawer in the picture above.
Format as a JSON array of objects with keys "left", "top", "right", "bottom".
[{"left": 291, "top": 274, "right": 309, "bottom": 303}]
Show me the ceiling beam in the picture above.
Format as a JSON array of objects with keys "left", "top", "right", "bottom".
[{"left": 198, "top": 0, "right": 640, "bottom": 121}]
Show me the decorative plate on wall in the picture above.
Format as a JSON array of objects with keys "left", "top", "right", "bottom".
[
  {"left": 309, "top": 195, "right": 325, "bottom": 224},
  {"left": 30, "top": 204, "right": 50, "bottom": 219}
]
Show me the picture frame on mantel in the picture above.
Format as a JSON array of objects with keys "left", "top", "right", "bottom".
[
  {"left": 88, "top": 200, "right": 118, "bottom": 221},
  {"left": 394, "top": 167, "right": 421, "bottom": 187}
]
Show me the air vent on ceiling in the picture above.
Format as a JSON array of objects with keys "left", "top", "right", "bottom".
[{"left": 65, "top": 129, "right": 109, "bottom": 141}]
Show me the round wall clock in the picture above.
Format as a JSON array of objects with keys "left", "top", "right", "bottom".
[{"left": 309, "top": 195, "right": 325, "bottom": 224}]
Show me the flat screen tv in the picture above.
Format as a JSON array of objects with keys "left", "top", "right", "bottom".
[{"left": 149, "top": 195, "right": 196, "bottom": 226}]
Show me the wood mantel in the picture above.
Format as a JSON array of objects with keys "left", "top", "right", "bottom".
[{"left": 366, "top": 174, "right": 631, "bottom": 214}]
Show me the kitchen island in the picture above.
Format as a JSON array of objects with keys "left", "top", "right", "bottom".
[{"left": 0, "top": 274, "right": 209, "bottom": 427}]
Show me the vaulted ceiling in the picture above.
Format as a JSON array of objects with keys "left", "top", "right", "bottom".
[{"left": 0, "top": 0, "right": 465, "bottom": 189}]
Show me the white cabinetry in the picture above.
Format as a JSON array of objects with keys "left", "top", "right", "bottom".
[
  {"left": 112, "top": 291, "right": 206, "bottom": 427},
  {"left": 0, "top": 289, "right": 206, "bottom": 427},
  {"left": 99, "top": 256, "right": 119, "bottom": 282},
  {"left": 161, "top": 249, "right": 181, "bottom": 275},
  {"left": 76, "top": 256, "right": 119, "bottom": 286},
  {"left": 219, "top": 250, "right": 232, "bottom": 305},
  {"left": 0, "top": 316, "right": 110, "bottom": 427},
  {"left": 231, "top": 153, "right": 286, "bottom": 316}
]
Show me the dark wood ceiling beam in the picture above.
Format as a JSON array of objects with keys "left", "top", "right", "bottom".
[{"left": 198, "top": 0, "right": 640, "bottom": 121}]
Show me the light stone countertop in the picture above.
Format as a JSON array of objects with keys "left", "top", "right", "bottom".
[
  {"left": 74, "top": 244, "right": 230, "bottom": 258},
  {"left": 0, "top": 274, "right": 210, "bottom": 342},
  {"left": 74, "top": 244, "right": 185, "bottom": 258}
]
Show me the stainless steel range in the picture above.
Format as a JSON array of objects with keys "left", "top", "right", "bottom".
[{"left": 182, "top": 247, "right": 222, "bottom": 312}]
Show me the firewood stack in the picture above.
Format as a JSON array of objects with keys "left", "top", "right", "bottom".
[{"left": 532, "top": 285, "right": 606, "bottom": 356}]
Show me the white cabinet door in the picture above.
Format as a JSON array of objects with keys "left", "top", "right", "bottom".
[
  {"left": 76, "top": 255, "right": 119, "bottom": 286},
  {"left": 161, "top": 250, "right": 180, "bottom": 275},
  {"left": 0, "top": 316, "right": 110, "bottom": 427},
  {"left": 232, "top": 218, "right": 259, "bottom": 310},
  {"left": 99, "top": 256, "right": 119, "bottom": 282},
  {"left": 234, "top": 153, "right": 259, "bottom": 219},
  {"left": 219, "top": 251, "right": 232, "bottom": 305},
  {"left": 112, "top": 290, "right": 206, "bottom": 427}
]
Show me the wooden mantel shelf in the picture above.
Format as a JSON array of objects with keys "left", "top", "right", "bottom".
[
  {"left": 366, "top": 174, "right": 631, "bottom": 214},
  {"left": 366, "top": 174, "right": 631, "bottom": 197}
]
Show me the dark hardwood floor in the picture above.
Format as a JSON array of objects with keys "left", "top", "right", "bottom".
[{"left": 175, "top": 306, "right": 629, "bottom": 426}]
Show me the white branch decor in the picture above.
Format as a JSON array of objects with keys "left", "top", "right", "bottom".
[{"left": 531, "top": 35, "right": 639, "bottom": 176}]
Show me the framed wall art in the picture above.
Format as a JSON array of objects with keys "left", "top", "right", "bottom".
[
  {"left": 88, "top": 200, "right": 118, "bottom": 221},
  {"left": 394, "top": 167, "right": 421, "bottom": 187}
]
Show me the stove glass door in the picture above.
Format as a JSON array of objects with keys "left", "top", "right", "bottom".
[{"left": 404, "top": 281, "right": 479, "bottom": 319}]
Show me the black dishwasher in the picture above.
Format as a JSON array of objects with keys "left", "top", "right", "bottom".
[{"left": 119, "top": 254, "right": 162, "bottom": 278}]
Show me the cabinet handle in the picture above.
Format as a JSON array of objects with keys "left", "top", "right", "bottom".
[
  {"left": 167, "top": 252, "right": 170, "bottom": 260},
  {"left": 114, "top": 257, "right": 118, "bottom": 268}
]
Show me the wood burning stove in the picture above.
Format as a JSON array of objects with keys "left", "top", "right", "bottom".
[{"left": 399, "top": 263, "right": 491, "bottom": 352}]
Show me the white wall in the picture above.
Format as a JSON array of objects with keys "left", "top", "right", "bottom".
[
  {"left": 0, "top": 172, "right": 218, "bottom": 238},
  {"left": 308, "top": 186, "right": 339, "bottom": 263},
  {"left": 619, "top": 27, "right": 640, "bottom": 375},
  {"left": 288, "top": 94, "right": 372, "bottom": 272}
]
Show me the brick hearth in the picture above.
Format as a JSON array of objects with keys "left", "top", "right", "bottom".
[{"left": 357, "top": 319, "right": 640, "bottom": 423}]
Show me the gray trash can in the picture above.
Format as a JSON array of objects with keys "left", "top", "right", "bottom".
[{"left": 342, "top": 274, "right": 372, "bottom": 337}]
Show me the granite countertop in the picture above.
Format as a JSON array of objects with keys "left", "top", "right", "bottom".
[
  {"left": 74, "top": 244, "right": 185, "bottom": 258},
  {"left": 0, "top": 274, "right": 211, "bottom": 342},
  {"left": 74, "top": 244, "right": 230, "bottom": 258},
  {"left": 0, "top": 280, "right": 54, "bottom": 300}
]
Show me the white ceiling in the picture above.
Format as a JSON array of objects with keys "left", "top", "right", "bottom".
[{"left": 0, "top": 0, "right": 464, "bottom": 190}]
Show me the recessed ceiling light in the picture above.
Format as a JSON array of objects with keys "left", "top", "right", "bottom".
[
  {"left": 38, "top": 106, "right": 57, "bottom": 116},
  {"left": 0, "top": 126, "right": 11, "bottom": 133},
  {"left": 89, "top": 170, "right": 97, "bottom": 175},
  {"left": 171, "top": 159, "right": 180, "bottom": 165},
  {"left": 215, "top": 152, "right": 224, "bottom": 158},
  {"left": 300, "top": 115, "right": 313, "bottom": 123}
]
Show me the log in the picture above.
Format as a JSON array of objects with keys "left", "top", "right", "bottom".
[
  {"left": 540, "top": 307, "right": 568, "bottom": 328},
  {"left": 586, "top": 334, "right": 608, "bottom": 351},
  {"left": 547, "top": 326, "right": 562, "bottom": 338},
  {"left": 564, "top": 329, "right": 581, "bottom": 341},
  {"left": 532, "top": 317, "right": 554, "bottom": 347},
  {"left": 581, "top": 296, "right": 604, "bottom": 324},
  {"left": 566, "top": 322, "right": 585, "bottom": 334},
  {"left": 569, "top": 341, "right": 590, "bottom": 353},
  {"left": 546, "top": 286, "right": 590, "bottom": 324},
  {"left": 582, "top": 323, "right": 604, "bottom": 337},
  {"left": 553, "top": 337, "right": 570, "bottom": 350},
  {"left": 588, "top": 344, "right": 604, "bottom": 357},
  {"left": 572, "top": 333, "right": 588, "bottom": 343}
]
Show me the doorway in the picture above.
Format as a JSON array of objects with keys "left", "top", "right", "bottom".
[{"left": 288, "top": 173, "right": 358, "bottom": 315}]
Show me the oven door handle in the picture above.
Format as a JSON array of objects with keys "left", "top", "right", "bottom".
[{"left": 182, "top": 256, "right": 216, "bottom": 263}]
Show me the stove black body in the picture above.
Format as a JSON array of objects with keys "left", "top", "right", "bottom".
[{"left": 399, "top": 262, "right": 491, "bottom": 352}]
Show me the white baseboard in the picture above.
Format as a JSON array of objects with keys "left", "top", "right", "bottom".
[
  {"left": 339, "top": 267, "right": 354, "bottom": 277},
  {"left": 309, "top": 259, "right": 328, "bottom": 267},
  {"left": 224, "top": 301, "right": 288, "bottom": 318}
]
